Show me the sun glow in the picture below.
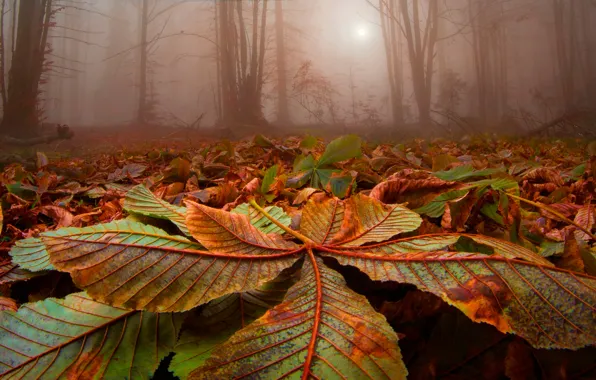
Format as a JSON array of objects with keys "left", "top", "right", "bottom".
[{"left": 354, "top": 25, "right": 369, "bottom": 40}]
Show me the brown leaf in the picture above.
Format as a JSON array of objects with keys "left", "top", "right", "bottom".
[
  {"left": 40, "top": 205, "right": 74, "bottom": 228},
  {"left": 553, "top": 233, "right": 586, "bottom": 273},
  {"left": 241, "top": 177, "right": 260, "bottom": 194},
  {"left": 0, "top": 296, "right": 17, "bottom": 312},
  {"left": 574, "top": 204, "right": 595, "bottom": 241},
  {"left": 370, "top": 175, "right": 458, "bottom": 209},
  {"left": 523, "top": 167, "right": 564, "bottom": 186}
]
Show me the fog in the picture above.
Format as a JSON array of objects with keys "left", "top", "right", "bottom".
[{"left": 2, "top": 0, "right": 596, "bottom": 137}]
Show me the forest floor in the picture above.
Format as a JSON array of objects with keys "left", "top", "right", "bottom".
[{"left": 0, "top": 132, "right": 594, "bottom": 378}]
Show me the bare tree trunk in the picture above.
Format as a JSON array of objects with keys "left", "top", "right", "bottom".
[
  {"left": 217, "top": 0, "right": 268, "bottom": 128},
  {"left": 137, "top": 0, "right": 149, "bottom": 124},
  {"left": 399, "top": 0, "right": 437, "bottom": 125},
  {"left": 0, "top": 0, "right": 7, "bottom": 110},
  {"left": 379, "top": 0, "right": 403, "bottom": 124},
  {"left": 0, "top": 0, "right": 48, "bottom": 137},
  {"left": 275, "top": 0, "right": 290, "bottom": 124},
  {"left": 469, "top": 0, "right": 509, "bottom": 124},
  {"left": 66, "top": 3, "right": 81, "bottom": 125},
  {"left": 552, "top": 0, "right": 575, "bottom": 110},
  {"left": 256, "top": 0, "right": 267, "bottom": 96},
  {"left": 214, "top": 1, "right": 223, "bottom": 121}
]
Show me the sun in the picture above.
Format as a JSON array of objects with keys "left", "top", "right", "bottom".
[{"left": 354, "top": 25, "right": 369, "bottom": 40}]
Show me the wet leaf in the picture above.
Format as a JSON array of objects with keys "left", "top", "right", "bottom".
[
  {"left": 415, "top": 189, "right": 469, "bottom": 217},
  {"left": 328, "top": 194, "right": 422, "bottom": 246},
  {"left": 0, "top": 292, "right": 181, "bottom": 379},
  {"left": 318, "top": 134, "right": 362, "bottom": 166},
  {"left": 170, "top": 271, "right": 298, "bottom": 379},
  {"left": 261, "top": 165, "right": 278, "bottom": 195},
  {"left": 0, "top": 261, "right": 41, "bottom": 284},
  {"left": 123, "top": 184, "right": 189, "bottom": 236},
  {"left": 231, "top": 203, "right": 291, "bottom": 235},
  {"left": 323, "top": 249, "right": 595, "bottom": 349},
  {"left": 16, "top": 219, "right": 299, "bottom": 312},
  {"left": 191, "top": 256, "right": 406, "bottom": 379},
  {"left": 433, "top": 165, "right": 502, "bottom": 181}
]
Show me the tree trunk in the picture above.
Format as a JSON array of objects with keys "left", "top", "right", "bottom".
[
  {"left": 379, "top": 0, "right": 404, "bottom": 125},
  {"left": 217, "top": 0, "right": 268, "bottom": 128},
  {"left": 137, "top": 0, "right": 149, "bottom": 124},
  {"left": 275, "top": 0, "right": 290, "bottom": 124},
  {"left": 0, "top": 0, "right": 47, "bottom": 137},
  {"left": 399, "top": 0, "right": 437, "bottom": 125}
]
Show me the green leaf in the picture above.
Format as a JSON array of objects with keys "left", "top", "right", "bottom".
[
  {"left": 9, "top": 237, "right": 55, "bottom": 271},
  {"left": 231, "top": 203, "right": 292, "bottom": 235},
  {"left": 313, "top": 167, "right": 339, "bottom": 188},
  {"left": 254, "top": 134, "right": 275, "bottom": 148},
  {"left": 261, "top": 165, "right": 278, "bottom": 195},
  {"left": 5, "top": 182, "right": 36, "bottom": 200},
  {"left": 190, "top": 257, "right": 407, "bottom": 379},
  {"left": 123, "top": 184, "right": 190, "bottom": 236},
  {"left": 470, "top": 177, "right": 519, "bottom": 191},
  {"left": 17, "top": 217, "right": 298, "bottom": 312},
  {"left": 434, "top": 165, "right": 502, "bottom": 181},
  {"left": 300, "top": 134, "right": 318, "bottom": 149},
  {"left": 327, "top": 172, "right": 354, "bottom": 198},
  {"left": 317, "top": 135, "right": 362, "bottom": 167},
  {"left": 170, "top": 271, "right": 298, "bottom": 379},
  {"left": 294, "top": 154, "right": 316, "bottom": 172},
  {"left": 481, "top": 202, "right": 504, "bottom": 225},
  {"left": 569, "top": 163, "right": 586, "bottom": 180},
  {"left": 540, "top": 240, "right": 565, "bottom": 258},
  {"left": 0, "top": 292, "right": 181, "bottom": 379},
  {"left": 286, "top": 169, "right": 313, "bottom": 188},
  {"left": 323, "top": 249, "right": 596, "bottom": 349},
  {"left": 415, "top": 189, "right": 469, "bottom": 218}
]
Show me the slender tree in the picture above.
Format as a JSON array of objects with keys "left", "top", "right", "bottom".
[
  {"left": 371, "top": 0, "right": 438, "bottom": 125},
  {"left": 275, "top": 0, "right": 290, "bottom": 124},
  {"left": 377, "top": 0, "right": 403, "bottom": 124},
  {"left": 137, "top": 0, "right": 149, "bottom": 123},
  {"left": 216, "top": 0, "right": 269, "bottom": 127},
  {"left": 468, "top": 0, "right": 509, "bottom": 124},
  {"left": 0, "top": 0, "right": 53, "bottom": 137},
  {"left": 551, "top": 0, "right": 578, "bottom": 111}
]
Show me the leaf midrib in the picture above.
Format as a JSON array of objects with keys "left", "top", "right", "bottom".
[{"left": 0, "top": 308, "right": 138, "bottom": 378}]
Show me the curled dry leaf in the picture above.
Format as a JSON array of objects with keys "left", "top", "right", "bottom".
[
  {"left": 0, "top": 260, "right": 40, "bottom": 284},
  {"left": 523, "top": 167, "right": 564, "bottom": 187},
  {"left": 574, "top": 204, "right": 595, "bottom": 241},
  {"left": 0, "top": 296, "right": 17, "bottom": 312},
  {"left": 40, "top": 205, "right": 74, "bottom": 228},
  {"left": 370, "top": 176, "right": 458, "bottom": 209}
]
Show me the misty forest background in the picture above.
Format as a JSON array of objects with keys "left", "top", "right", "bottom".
[{"left": 0, "top": 0, "right": 595, "bottom": 140}]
